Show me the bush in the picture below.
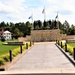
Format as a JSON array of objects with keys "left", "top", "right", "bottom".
[
  {"left": 2, "top": 54, "right": 10, "bottom": 62},
  {"left": 12, "top": 51, "right": 19, "bottom": 57},
  {"left": 0, "top": 58, "right": 5, "bottom": 66},
  {"left": 22, "top": 45, "right": 26, "bottom": 51},
  {"left": 67, "top": 45, "right": 73, "bottom": 56},
  {"left": 12, "top": 47, "right": 20, "bottom": 57},
  {"left": 1, "top": 36, "right": 5, "bottom": 42}
]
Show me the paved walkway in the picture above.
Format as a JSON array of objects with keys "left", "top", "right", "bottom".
[{"left": 7, "top": 42, "right": 74, "bottom": 71}]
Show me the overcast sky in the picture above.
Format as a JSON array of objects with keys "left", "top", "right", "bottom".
[{"left": 0, "top": 0, "right": 75, "bottom": 25}]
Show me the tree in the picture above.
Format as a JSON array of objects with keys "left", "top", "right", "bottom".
[
  {"left": 51, "top": 20, "right": 55, "bottom": 29},
  {"left": 62, "top": 20, "right": 70, "bottom": 34},
  {"left": 69, "top": 24, "right": 75, "bottom": 35},
  {"left": 48, "top": 20, "right": 52, "bottom": 29},
  {"left": 25, "top": 21, "right": 32, "bottom": 35},
  {"left": 54, "top": 20, "right": 57, "bottom": 29},
  {"left": 35, "top": 25, "right": 39, "bottom": 30},
  {"left": 13, "top": 28, "right": 24, "bottom": 39},
  {"left": 0, "top": 21, "right": 6, "bottom": 29},
  {"left": 59, "top": 21, "right": 63, "bottom": 29},
  {"left": 33, "top": 20, "right": 42, "bottom": 30},
  {"left": 59, "top": 21, "right": 63, "bottom": 34},
  {"left": 33, "top": 21, "right": 36, "bottom": 30},
  {"left": 43, "top": 20, "right": 47, "bottom": 29},
  {"left": 38, "top": 20, "right": 42, "bottom": 29}
]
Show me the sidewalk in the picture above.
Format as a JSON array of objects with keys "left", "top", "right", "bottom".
[{"left": 7, "top": 42, "right": 74, "bottom": 71}]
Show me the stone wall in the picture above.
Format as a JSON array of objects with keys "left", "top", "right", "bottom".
[
  {"left": 62, "top": 35, "right": 75, "bottom": 40},
  {"left": 18, "top": 36, "right": 31, "bottom": 43},
  {"left": 18, "top": 29, "right": 75, "bottom": 42},
  {"left": 31, "top": 29, "right": 61, "bottom": 42}
]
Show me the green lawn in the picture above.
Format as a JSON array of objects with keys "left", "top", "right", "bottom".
[
  {"left": 68, "top": 42, "right": 75, "bottom": 47},
  {"left": 0, "top": 40, "right": 29, "bottom": 65},
  {"left": 59, "top": 41, "right": 74, "bottom": 56},
  {"left": 0, "top": 40, "right": 19, "bottom": 55}
]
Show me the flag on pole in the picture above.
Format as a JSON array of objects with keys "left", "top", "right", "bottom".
[
  {"left": 42, "top": 8, "right": 45, "bottom": 14},
  {"left": 28, "top": 14, "right": 34, "bottom": 29},
  {"left": 55, "top": 12, "right": 58, "bottom": 19},
  {"left": 55, "top": 14, "right": 58, "bottom": 19},
  {"left": 55, "top": 12, "right": 59, "bottom": 29},
  {"left": 42, "top": 7, "right": 46, "bottom": 21},
  {"left": 28, "top": 15, "right": 32, "bottom": 19}
]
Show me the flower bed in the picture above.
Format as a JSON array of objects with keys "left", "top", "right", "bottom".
[
  {"left": 0, "top": 41, "right": 32, "bottom": 66},
  {"left": 57, "top": 40, "right": 74, "bottom": 57},
  {"left": 0, "top": 45, "right": 26, "bottom": 66}
]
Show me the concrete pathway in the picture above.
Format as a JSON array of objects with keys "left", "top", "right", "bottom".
[{"left": 7, "top": 42, "right": 74, "bottom": 71}]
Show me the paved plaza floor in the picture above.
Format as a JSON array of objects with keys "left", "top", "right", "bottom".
[{"left": 6, "top": 42, "right": 74, "bottom": 71}]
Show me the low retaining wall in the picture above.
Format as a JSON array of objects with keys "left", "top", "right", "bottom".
[
  {"left": 66, "top": 39, "right": 75, "bottom": 43},
  {"left": 18, "top": 36, "right": 31, "bottom": 42},
  {"left": 61, "top": 35, "right": 75, "bottom": 40},
  {"left": 18, "top": 30, "right": 75, "bottom": 42}
]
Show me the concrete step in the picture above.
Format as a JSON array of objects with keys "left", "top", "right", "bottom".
[
  {"left": 0, "top": 73, "right": 75, "bottom": 75},
  {"left": 0, "top": 69, "right": 75, "bottom": 75}
]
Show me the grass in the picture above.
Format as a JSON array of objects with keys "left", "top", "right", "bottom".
[
  {"left": 0, "top": 40, "right": 32, "bottom": 66},
  {"left": 58, "top": 41, "right": 75, "bottom": 56},
  {"left": 0, "top": 40, "right": 20, "bottom": 65},
  {"left": 0, "top": 40, "right": 19, "bottom": 55},
  {"left": 68, "top": 42, "right": 75, "bottom": 48}
]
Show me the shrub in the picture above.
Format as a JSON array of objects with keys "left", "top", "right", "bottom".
[
  {"left": 2, "top": 54, "right": 10, "bottom": 62},
  {"left": 0, "top": 58, "right": 5, "bottom": 66},
  {"left": 22, "top": 44, "right": 26, "bottom": 51},
  {"left": 12, "top": 47, "right": 20, "bottom": 57},
  {"left": 1, "top": 36, "right": 5, "bottom": 42},
  {"left": 67, "top": 45, "right": 73, "bottom": 56},
  {"left": 0, "top": 54, "right": 9, "bottom": 64}
]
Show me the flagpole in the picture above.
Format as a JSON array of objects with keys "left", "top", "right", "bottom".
[
  {"left": 32, "top": 14, "right": 34, "bottom": 30},
  {"left": 57, "top": 12, "right": 59, "bottom": 29},
  {"left": 44, "top": 6, "right": 46, "bottom": 21},
  {"left": 42, "top": 6, "right": 46, "bottom": 21},
  {"left": 55, "top": 12, "right": 59, "bottom": 29},
  {"left": 28, "top": 14, "right": 34, "bottom": 30}
]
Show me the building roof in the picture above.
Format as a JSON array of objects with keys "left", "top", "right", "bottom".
[
  {"left": 0, "top": 31, "right": 4, "bottom": 34},
  {"left": 3, "top": 31, "right": 11, "bottom": 34}
]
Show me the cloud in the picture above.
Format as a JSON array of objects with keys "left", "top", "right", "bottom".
[
  {"left": 0, "top": 0, "right": 75, "bottom": 25},
  {"left": 0, "top": 0, "right": 26, "bottom": 22},
  {"left": 40, "top": 0, "right": 75, "bottom": 25}
]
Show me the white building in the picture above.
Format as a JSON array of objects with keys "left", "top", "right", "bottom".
[{"left": 3, "top": 30, "right": 12, "bottom": 40}]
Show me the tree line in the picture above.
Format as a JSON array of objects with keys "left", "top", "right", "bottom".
[
  {"left": 34, "top": 20, "right": 75, "bottom": 35},
  {"left": 0, "top": 20, "right": 75, "bottom": 39},
  {"left": 0, "top": 21, "right": 32, "bottom": 39}
]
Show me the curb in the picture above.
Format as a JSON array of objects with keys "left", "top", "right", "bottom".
[{"left": 55, "top": 44, "right": 75, "bottom": 67}]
